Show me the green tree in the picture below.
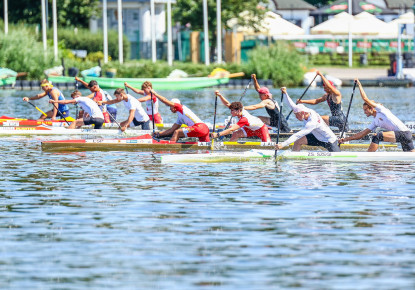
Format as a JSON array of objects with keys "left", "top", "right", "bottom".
[
  {"left": 0, "top": 0, "right": 99, "bottom": 28},
  {"left": 173, "top": 0, "right": 266, "bottom": 60}
]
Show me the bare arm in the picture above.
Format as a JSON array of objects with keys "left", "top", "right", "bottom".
[
  {"left": 151, "top": 90, "right": 174, "bottom": 107},
  {"left": 213, "top": 124, "right": 241, "bottom": 138},
  {"left": 298, "top": 95, "right": 327, "bottom": 105},
  {"left": 215, "top": 90, "right": 230, "bottom": 108},
  {"left": 75, "top": 76, "right": 89, "bottom": 88},
  {"left": 318, "top": 71, "right": 341, "bottom": 97},
  {"left": 99, "top": 98, "right": 120, "bottom": 106},
  {"left": 120, "top": 109, "right": 136, "bottom": 130},
  {"left": 251, "top": 74, "right": 260, "bottom": 92},
  {"left": 356, "top": 79, "right": 377, "bottom": 108},
  {"left": 23, "top": 91, "right": 47, "bottom": 101},
  {"left": 137, "top": 95, "right": 151, "bottom": 102},
  {"left": 49, "top": 98, "right": 77, "bottom": 105},
  {"left": 342, "top": 128, "right": 372, "bottom": 142},
  {"left": 243, "top": 100, "right": 267, "bottom": 111},
  {"left": 159, "top": 123, "right": 181, "bottom": 137},
  {"left": 125, "top": 82, "right": 144, "bottom": 95}
]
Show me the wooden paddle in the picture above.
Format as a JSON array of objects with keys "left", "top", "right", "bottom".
[
  {"left": 211, "top": 94, "right": 218, "bottom": 150},
  {"left": 339, "top": 80, "right": 357, "bottom": 140},
  {"left": 27, "top": 101, "right": 47, "bottom": 117},
  {"left": 286, "top": 73, "right": 318, "bottom": 121},
  {"left": 219, "top": 79, "right": 252, "bottom": 140},
  {"left": 275, "top": 91, "right": 284, "bottom": 159}
]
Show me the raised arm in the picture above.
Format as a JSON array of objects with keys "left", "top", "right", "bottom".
[
  {"left": 356, "top": 79, "right": 377, "bottom": 108},
  {"left": 75, "top": 76, "right": 89, "bottom": 88},
  {"left": 125, "top": 82, "right": 144, "bottom": 95},
  {"left": 281, "top": 87, "right": 300, "bottom": 111},
  {"left": 251, "top": 74, "right": 261, "bottom": 92},
  {"left": 215, "top": 90, "right": 231, "bottom": 108},
  {"left": 151, "top": 90, "right": 174, "bottom": 107},
  {"left": 318, "top": 71, "right": 341, "bottom": 97}
]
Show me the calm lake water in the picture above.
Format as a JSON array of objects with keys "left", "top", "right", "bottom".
[{"left": 1, "top": 87, "right": 415, "bottom": 289}]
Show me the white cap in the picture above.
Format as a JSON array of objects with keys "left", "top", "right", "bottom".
[
  {"left": 171, "top": 98, "right": 181, "bottom": 104},
  {"left": 293, "top": 104, "right": 309, "bottom": 114}
]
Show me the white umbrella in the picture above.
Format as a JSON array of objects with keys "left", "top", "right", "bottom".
[
  {"left": 350, "top": 12, "right": 395, "bottom": 36},
  {"left": 228, "top": 11, "right": 305, "bottom": 36},
  {"left": 311, "top": 12, "right": 353, "bottom": 35}
]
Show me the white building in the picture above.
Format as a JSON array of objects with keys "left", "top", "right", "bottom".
[
  {"left": 90, "top": 0, "right": 175, "bottom": 59},
  {"left": 268, "top": 0, "right": 316, "bottom": 34}
]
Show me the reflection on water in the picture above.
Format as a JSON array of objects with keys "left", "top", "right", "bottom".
[{"left": 0, "top": 88, "right": 415, "bottom": 288}]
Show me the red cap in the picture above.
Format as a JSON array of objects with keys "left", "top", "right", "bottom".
[
  {"left": 323, "top": 80, "right": 335, "bottom": 87},
  {"left": 258, "top": 87, "right": 272, "bottom": 96}
]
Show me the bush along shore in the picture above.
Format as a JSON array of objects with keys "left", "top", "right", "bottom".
[{"left": 1, "top": 26, "right": 307, "bottom": 87}]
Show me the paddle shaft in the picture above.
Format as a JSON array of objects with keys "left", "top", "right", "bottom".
[
  {"left": 150, "top": 92, "right": 156, "bottom": 134},
  {"left": 211, "top": 95, "right": 218, "bottom": 150},
  {"left": 219, "top": 80, "right": 251, "bottom": 140},
  {"left": 286, "top": 73, "right": 318, "bottom": 120},
  {"left": 340, "top": 80, "right": 357, "bottom": 140},
  {"left": 275, "top": 92, "right": 284, "bottom": 158},
  {"left": 51, "top": 102, "right": 70, "bottom": 126},
  {"left": 106, "top": 110, "right": 123, "bottom": 131},
  {"left": 75, "top": 80, "right": 79, "bottom": 118},
  {"left": 27, "top": 101, "right": 47, "bottom": 117}
]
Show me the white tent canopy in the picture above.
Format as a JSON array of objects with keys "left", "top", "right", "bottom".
[
  {"left": 310, "top": 12, "right": 353, "bottom": 35},
  {"left": 311, "top": 11, "right": 397, "bottom": 36},
  {"left": 228, "top": 11, "right": 305, "bottom": 36}
]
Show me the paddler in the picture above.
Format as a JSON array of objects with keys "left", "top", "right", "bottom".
[
  {"left": 150, "top": 90, "right": 210, "bottom": 142},
  {"left": 275, "top": 87, "right": 340, "bottom": 152},
  {"left": 243, "top": 74, "right": 291, "bottom": 132},
  {"left": 22, "top": 79, "right": 70, "bottom": 121},
  {"left": 124, "top": 81, "right": 163, "bottom": 124},
  {"left": 296, "top": 70, "right": 348, "bottom": 132},
  {"left": 49, "top": 90, "right": 105, "bottom": 129},
  {"left": 339, "top": 79, "right": 414, "bottom": 152},
  {"left": 97, "top": 88, "right": 150, "bottom": 132},
  {"left": 75, "top": 77, "right": 117, "bottom": 123},
  {"left": 210, "top": 91, "right": 271, "bottom": 142}
]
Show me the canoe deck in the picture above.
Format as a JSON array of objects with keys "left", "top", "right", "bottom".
[
  {"left": 41, "top": 134, "right": 397, "bottom": 152},
  {"left": 161, "top": 150, "right": 415, "bottom": 163}
]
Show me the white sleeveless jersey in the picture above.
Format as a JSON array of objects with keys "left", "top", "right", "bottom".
[
  {"left": 236, "top": 109, "right": 264, "bottom": 131},
  {"left": 368, "top": 104, "right": 409, "bottom": 132},
  {"left": 75, "top": 97, "right": 104, "bottom": 119},
  {"left": 123, "top": 94, "right": 149, "bottom": 122},
  {"left": 145, "top": 94, "right": 159, "bottom": 115},
  {"left": 174, "top": 103, "right": 203, "bottom": 126}
]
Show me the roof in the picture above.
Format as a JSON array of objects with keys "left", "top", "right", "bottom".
[
  {"left": 384, "top": 0, "right": 414, "bottom": 9},
  {"left": 310, "top": 0, "right": 398, "bottom": 15},
  {"left": 270, "top": 0, "right": 316, "bottom": 11}
]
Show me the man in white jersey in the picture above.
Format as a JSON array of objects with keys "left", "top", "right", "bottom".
[
  {"left": 339, "top": 79, "right": 414, "bottom": 152},
  {"left": 124, "top": 81, "right": 163, "bottom": 124},
  {"left": 75, "top": 77, "right": 117, "bottom": 123},
  {"left": 98, "top": 88, "right": 150, "bottom": 132},
  {"left": 150, "top": 90, "right": 210, "bottom": 142},
  {"left": 275, "top": 87, "right": 340, "bottom": 152},
  {"left": 211, "top": 91, "right": 271, "bottom": 142},
  {"left": 49, "top": 90, "right": 104, "bottom": 129}
]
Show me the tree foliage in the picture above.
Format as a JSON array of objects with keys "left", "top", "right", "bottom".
[
  {"left": 0, "top": 0, "right": 99, "bottom": 28},
  {"left": 172, "top": 0, "right": 266, "bottom": 32}
]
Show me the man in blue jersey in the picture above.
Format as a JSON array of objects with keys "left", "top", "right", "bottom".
[{"left": 23, "top": 79, "right": 70, "bottom": 121}]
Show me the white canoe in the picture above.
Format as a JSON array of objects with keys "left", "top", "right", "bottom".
[
  {"left": 161, "top": 150, "right": 415, "bottom": 163},
  {"left": 0, "top": 125, "right": 153, "bottom": 136}
]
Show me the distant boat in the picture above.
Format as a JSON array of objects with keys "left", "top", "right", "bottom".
[
  {"left": 0, "top": 68, "right": 17, "bottom": 87},
  {"left": 47, "top": 68, "right": 244, "bottom": 90}
]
